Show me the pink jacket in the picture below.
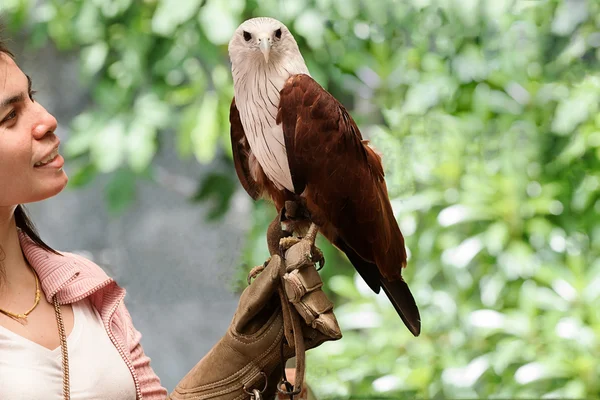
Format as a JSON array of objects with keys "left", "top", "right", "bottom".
[{"left": 19, "top": 232, "right": 169, "bottom": 399}]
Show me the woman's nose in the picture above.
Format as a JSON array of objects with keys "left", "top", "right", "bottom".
[{"left": 32, "top": 103, "right": 58, "bottom": 140}]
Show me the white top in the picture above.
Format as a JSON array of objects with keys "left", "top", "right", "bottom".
[{"left": 0, "top": 298, "right": 137, "bottom": 399}]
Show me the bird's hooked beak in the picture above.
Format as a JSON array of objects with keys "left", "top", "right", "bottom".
[{"left": 258, "top": 36, "right": 271, "bottom": 63}]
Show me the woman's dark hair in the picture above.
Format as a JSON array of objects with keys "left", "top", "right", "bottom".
[
  {"left": 14, "top": 206, "right": 60, "bottom": 254},
  {"left": 1, "top": 34, "right": 59, "bottom": 255}
]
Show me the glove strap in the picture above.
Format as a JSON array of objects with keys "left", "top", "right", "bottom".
[
  {"left": 277, "top": 320, "right": 305, "bottom": 400},
  {"left": 276, "top": 287, "right": 306, "bottom": 399}
]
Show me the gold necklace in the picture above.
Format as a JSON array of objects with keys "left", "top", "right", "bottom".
[
  {"left": 53, "top": 295, "right": 70, "bottom": 400},
  {"left": 0, "top": 265, "right": 41, "bottom": 324}
]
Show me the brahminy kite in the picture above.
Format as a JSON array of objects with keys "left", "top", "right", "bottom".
[{"left": 228, "top": 17, "right": 421, "bottom": 336}]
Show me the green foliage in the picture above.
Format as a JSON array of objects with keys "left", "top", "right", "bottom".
[
  {"left": 3, "top": 0, "right": 600, "bottom": 398},
  {"left": 191, "top": 170, "right": 237, "bottom": 221}
]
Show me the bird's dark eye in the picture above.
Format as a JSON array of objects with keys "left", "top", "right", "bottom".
[
  {"left": 243, "top": 31, "right": 252, "bottom": 41},
  {"left": 275, "top": 28, "right": 282, "bottom": 39}
]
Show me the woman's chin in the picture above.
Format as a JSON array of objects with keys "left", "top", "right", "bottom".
[
  {"left": 30, "top": 172, "right": 69, "bottom": 203},
  {"left": 49, "top": 172, "right": 69, "bottom": 197}
]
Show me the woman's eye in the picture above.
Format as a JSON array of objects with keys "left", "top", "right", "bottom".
[
  {"left": 29, "top": 90, "right": 37, "bottom": 102},
  {"left": 1, "top": 109, "right": 17, "bottom": 125}
]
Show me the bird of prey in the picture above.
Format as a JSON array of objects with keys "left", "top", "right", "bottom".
[{"left": 228, "top": 17, "right": 421, "bottom": 336}]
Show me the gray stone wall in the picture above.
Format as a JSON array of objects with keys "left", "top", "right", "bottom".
[{"left": 17, "top": 40, "right": 249, "bottom": 391}]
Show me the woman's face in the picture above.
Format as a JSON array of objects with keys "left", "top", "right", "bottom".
[{"left": 0, "top": 53, "right": 67, "bottom": 208}]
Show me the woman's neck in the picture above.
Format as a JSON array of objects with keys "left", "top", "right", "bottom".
[{"left": 0, "top": 206, "right": 30, "bottom": 291}]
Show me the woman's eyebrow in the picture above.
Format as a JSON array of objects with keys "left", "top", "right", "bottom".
[
  {"left": 0, "top": 75, "right": 32, "bottom": 109},
  {"left": 0, "top": 92, "right": 24, "bottom": 109}
]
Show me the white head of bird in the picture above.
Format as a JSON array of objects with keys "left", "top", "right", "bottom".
[{"left": 228, "top": 17, "right": 310, "bottom": 82}]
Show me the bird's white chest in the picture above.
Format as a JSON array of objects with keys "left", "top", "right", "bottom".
[{"left": 235, "top": 70, "right": 294, "bottom": 193}]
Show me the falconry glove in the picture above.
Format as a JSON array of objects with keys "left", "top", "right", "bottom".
[{"left": 168, "top": 236, "right": 341, "bottom": 400}]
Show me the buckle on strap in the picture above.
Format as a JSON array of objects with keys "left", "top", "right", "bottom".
[
  {"left": 277, "top": 376, "right": 301, "bottom": 397},
  {"left": 243, "top": 371, "right": 268, "bottom": 400}
]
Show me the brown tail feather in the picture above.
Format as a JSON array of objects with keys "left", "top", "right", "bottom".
[
  {"left": 380, "top": 278, "right": 421, "bottom": 336},
  {"left": 334, "top": 238, "right": 421, "bottom": 336}
]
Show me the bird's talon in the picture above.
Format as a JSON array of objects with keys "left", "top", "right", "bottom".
[
  {"left": 247, "top": 258, "right": 269, "bottom": 285},
  {"left": 316, "top": 258, "right": 325, "bottom": 271},
  {"left": 309, "top": 246, "right": 325, "bottom": 270},
  {"left": 279, "top": 236, "right": 301, "bottom": 253}
]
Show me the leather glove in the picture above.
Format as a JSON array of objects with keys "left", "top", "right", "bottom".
[{"left": 168, "top": 236, "right": 341, "bottom": 400}]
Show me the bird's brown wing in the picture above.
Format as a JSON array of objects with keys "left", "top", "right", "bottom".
[
  {"left": 277, "top": 74, "right": 420, "bottom": 336},
  {"left": 277, "top": 74, "right": 400, "bottom": 278},
  {"left": 230, "top": 97, "right": 262, "bottom": 200}
]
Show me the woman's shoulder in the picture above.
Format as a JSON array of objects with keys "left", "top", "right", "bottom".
[
  {"left": 61, "top": 250, "right": 104, "bottom": 269},
  {"left": 20, "top": 232, "right": 124, "bottom": 307},
  {"left": 60, "top": 251, "right": 115, "bottom": 282},
  {"left": 20, "top": 233, "right": 108, "bottom": 279},
  {"left": 52, "top": 251, "right": 126, "bottom": 309}
]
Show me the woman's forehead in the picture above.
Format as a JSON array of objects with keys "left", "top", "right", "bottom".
[
  {"left": 0, "top": 53, "right": 24, "bottom": 92},
  {"left": 0, "top": 52, "right": 17, "bottom": 70}
]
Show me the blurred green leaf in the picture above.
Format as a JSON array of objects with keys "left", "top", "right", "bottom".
[
  {"left": 191, "top": 171, "right": 236, "bottom": 220},
  {"left": 191, "top": 91, "right": 220, "bottom": 164},
  {"left": 90, "top": 118, "right": 126, "bottom": 173},
  {"left": 67, "top": 163, "right": 98, "bottom": 189},
  {"left": 126, "top": 120, "right": 157, "bottom": 173},
  {"left": 151, "top": 0, "right": 202, "bottom": 36},
  {"left": 104, "top": 168, "right": 137, "bottom": 216}
]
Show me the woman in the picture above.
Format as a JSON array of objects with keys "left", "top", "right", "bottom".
[{"left": 0, "top": 36, "right": 336, "bottom": 399}]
